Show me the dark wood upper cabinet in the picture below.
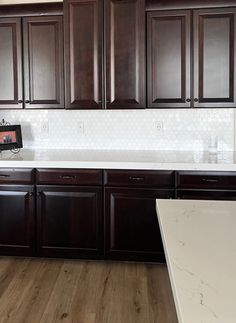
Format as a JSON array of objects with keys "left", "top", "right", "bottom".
[
  {"left": 147, "top": 6, "right": 236, "bottom": 108},
  {"left": 146, "top": 0, "right": 236, "bottom": 11},
  {"left": 105, "top": 0, "right": 145, "bottom": 109},
  {"left": 0, "top": 18, "right": 22, "bottom": 109},
  {"left": 64, "top": 0, "right": 145, "bottom": 109},
  {"left": 147, "top": 10, "right": 191, "bottom": 108},
  {"left": 23, "top": 15, "right": 64, "bottom": 109},
  {"left": 193, "top": 8, "right": 236, "bottom": 108},
  {"left": 64, "top": 0, "right": 103, "bottom": 109},
  {"left": 0, "top": 3, "right": 63, "bottom": 18}
]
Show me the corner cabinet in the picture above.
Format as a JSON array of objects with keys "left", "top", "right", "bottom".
[
  {"left": 147, "top": 7, "right": 236, "bottom": 108},
  {"left": 64, "top": 0, "right": 145, "bottom": 109}
]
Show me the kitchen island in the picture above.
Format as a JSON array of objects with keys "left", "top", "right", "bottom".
[{"left": 156, "top": 199, "right": 236, "bottom": 323}]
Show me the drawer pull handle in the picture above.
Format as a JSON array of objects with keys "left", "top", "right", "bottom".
[
  {"left": 60, "top": 175, "right": 76, "bottom": 180},
  {"left": 0, "top": 174, "right": 10, "bottom": 178},
  {"left": 129, "top": 176, "right": 145, "bottom": 181},
  {"left": 202, "top": 178, "right": 219, "bottom": 183}
]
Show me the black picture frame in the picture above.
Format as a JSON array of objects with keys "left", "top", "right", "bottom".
[{"left": 0, "top": 125, "right": 23, "bottom": 151}]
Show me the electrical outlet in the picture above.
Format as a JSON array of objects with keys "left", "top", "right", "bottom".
[
  {"left": 77, "top": 121, "right": 84, "bottom": 134},
  {"left": 156, "top": 121, "right": 164, "bottom": 132},
  {"left": 41, "top": 121, "right": 49, "bottom": 137}
]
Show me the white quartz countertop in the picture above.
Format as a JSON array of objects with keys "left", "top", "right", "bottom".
[
  {"left": 1, "top": 149, "right": 236, "bottom": 170},
  {"left": 156, "top": 199, "right": 236, "bottom": 323}
]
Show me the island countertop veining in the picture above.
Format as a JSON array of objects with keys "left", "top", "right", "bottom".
[
  {"left": 156, "top": 199, "right": 236, "bottom": 323},
  {"left": 1, "top": 149, "right": 236, "bottom": 170}
]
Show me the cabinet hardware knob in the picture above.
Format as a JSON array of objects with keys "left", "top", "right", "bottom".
[
  {"left": 186, "top": 98, "right": 191, "bottom": 102},
  {"left": 18, "top": 100, "right": 23, "bottom": 104},
  {"left": 37, "top": 192, "right": 41, "bottom": 197},
  {"left": 29, "top": 192, "right": 34, "bottom": 197},
  {"left": 106, "top": 100, "right": 110, "bottom": 103},
  {"left": 129, "top": 176, "right": 145, "bottom": 181},
  {"left": 202, "top": 178, "right": 219, "bottom": 183},
  {"left": 194, "top": 98, "right": 199, "bottom": 102},
  {"left": 98, "top": 100, "right": 102, "bottom": 104},
  {"left": 25, "top": 100, "right": 30, "bottom": 104}
]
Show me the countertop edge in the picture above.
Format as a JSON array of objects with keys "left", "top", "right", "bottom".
[{"left": 1, "top": 160, "right": 236, "bottom": 171}]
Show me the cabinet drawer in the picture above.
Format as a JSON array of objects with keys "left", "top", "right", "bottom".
[
  {"left": 177, "top": 189, "right": 236, "bottom": 200},
  {"left": 176, "top": 171, "right": 236, "bottom": 189},
  {"left": 0, "top": 169, "right": 34, "bottom": 184},
  {"left": 104, "top": 170, "right": 174, "bottom": 188},
  {"left": 36, "top": 169, "right": 103, "bottom": 186}
]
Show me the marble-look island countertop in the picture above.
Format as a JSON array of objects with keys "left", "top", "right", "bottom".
[
  {"left": 1, "top": 149, "right": 236, "bottom": 170},
  {"left": 156, "top": 199, "right": 236, "bottom": 323}
]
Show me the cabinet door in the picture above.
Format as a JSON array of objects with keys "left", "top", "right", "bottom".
[
  {"left": 105, "top": 0, "right": 145, "bottom": 109},
  {"left": 0, "top": 18, "right": 22, "bottom": 109},
  {"left": 23, "top": 16, "right": 64, "bottom": 109},
  {"left": 177, "top": 190, "right": 236, "bottom": 200},
  {"left": 0, "top": 186, "right": 35, "bottom": 255},
  {"left": 64, "top": 0, "right": 103, "bottom": 109},
  {"left": 105, "top": 187, "right": 174, "bottom": 262},
  {"left": 147, "top": 11, "right": 191, "bottom": 108},
  {"left": 194, "top": 8, "right": 236, "bottom": 107},
  {"left": 37, "top": 186, "right": 103, "bottom": 258}
]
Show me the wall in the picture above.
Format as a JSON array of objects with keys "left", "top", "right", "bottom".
[
  {"left": 0, "top": 0, "right": 235, "bottom": 152},
  {"left": 0, "top": 109, "right": 234, "bottom": 151}
]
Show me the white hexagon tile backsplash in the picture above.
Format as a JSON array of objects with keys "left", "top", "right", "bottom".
[{"left": 0, "top": 108, "right": 234, "bottom": 151}]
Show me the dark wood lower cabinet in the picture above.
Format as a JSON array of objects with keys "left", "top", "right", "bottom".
[
  {"left": 36, "top": 185, "right": 103, "bottom": 258},
  {"left": 2, "top": 168, "right": 236, "bottom": 262},
  {"left": 105, "top": 187, "right": 174, "bottom": 262},
  {"left": 0, "top": 185, "right": 35, "bottom": 255}
]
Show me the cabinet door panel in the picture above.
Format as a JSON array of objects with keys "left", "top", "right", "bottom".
[
  {"left": 37, "top": 186, "right": 103, "bottom": 258},
  {"left": 0, "top": 18, "right": 22, "bottom": 108},
  {"left": 0, "top": 186, "right": 35, "bottom": 255},
  {"left": 105, "top": 187, "right": 174, "bottom": 262},
  {"left": 23, "top": 16, "right": 64, "bottom": 109},
  {"left": 194, "top": 8, "right": 236, "bottom": 107},
  {"left": 147, "top": 11, "right": 191, "bottom": 108},
  {"left": 105, "top": 0, "right": 145, "bottom": 109},
  {"left": 64, "top": 0, "right": 103, "bottom": 109}
]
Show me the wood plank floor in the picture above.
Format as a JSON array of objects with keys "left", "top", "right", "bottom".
[{"left": 0, "top": 257, "right": 178, "bottom": 323}]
